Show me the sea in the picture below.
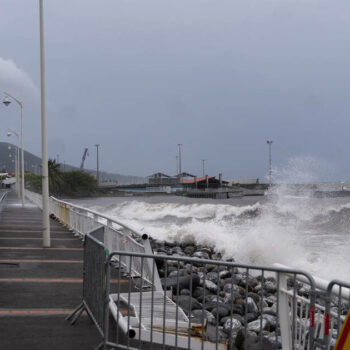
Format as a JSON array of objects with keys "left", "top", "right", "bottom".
[{"left": 71, "top": 183, "right": 350, "bottom": 281}]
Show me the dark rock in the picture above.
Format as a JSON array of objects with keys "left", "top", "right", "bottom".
[
  {"left": 200, "top": 247, "right": 212, "bottom": 257},
  {"left": 245, "top": 312, "right": 258, "bottom": 323},
  {"left": 263, "top": 281, "right": 277, "bottom": 293},
  {"left": 168, "top": 269, "right": 188, "bottom": 278},
  {"left": 192, "top": 251, "right": 210, "bottom": 260},
  {"left": 211, "top": 252, "right": 222, "bottom": 260},
  {"left": 247, "top": 292, "right": 260, "bottom": 305},
  {"left": 192, "top": 286, "right": 205, "bottom": 299},
  {"left": 219, "top": 269, "right": 232, "bottom": 279},
  {"left": 221, "top": 314, "right": 245, "bottom": 326},
  {"left": 191, "top": 309, "right": 216, "bottom": 325},
  {"left": 196, "top": 293, "right": 215, "bottom": 303},
  {"left": 212, "top": 306, "right": 230, "bottom": 320},
  {"left": 244, "top": 297, "right": 258, "bottom": 314},
  {"left": 204, "top": 295, "right": 222, "bottom": 303},
  {"left": 235, "top": 329, "right": 258, "bottom": 350},
  {"left": 205, "top": 271, "right": 220, "bottom": 282},
  {"left": 184, "top": 245, "right": 196, "bottom": 256},
  {"left": 223, "top": 283, "right": 241, "bottom": 294},
  {"left": 204, "top": 301, "right": 229, "bottom": 312},
  {"left": 262, "top": 305, "right": 277, "bottom": 316},
  {"left": 219, "top": 291, "right": 226, "bottom": 298},
  {"left": 247, "top": 318, "right": 269, "bottom": 333},
  {"left": 223, "top": 291, "right": 242, "bottom": 304},
  {"left": 262, "top": 314, "right": 277, "bottom": 330},
  {"left": 266, "top": 332, "right": 282, "bottom": 348},
  {"left": 206, "top": 324, "right": 227, "bottom": 343},
  {"left": 173, "top": 295, "right": 202, "bottom": 313},
  {"left": 223, "top": 317, "right": 242, "bottom": 336},
  {"left": 231, "top": 304, "right": 244, "bottom": 316},
  {"left": 264, "top": 295, "right": 277, "bottom": 306},
  {"left": 203, "top": 280, "right": 219, "bottom": 294},
  {"left": 239, "top": 274, "right": 259, "bottom": 290},
  {"left": 180, "top": 289, "right": 191, "bottom": 296},
  {"left": 204, "top": 264, "right": 217, "bottom": 272},
  {"left": 161, "top": 274, "right": 200, "bottom": 293}
]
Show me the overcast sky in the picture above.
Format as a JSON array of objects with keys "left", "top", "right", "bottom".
[{"left": 1, "top": 0, "right": 350, "bottom": 181}]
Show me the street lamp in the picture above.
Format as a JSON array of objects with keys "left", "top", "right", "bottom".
[
  {"left": 7, "top": 129, "right": 20, "bottom": 198},
  {"left": 39, "top": 0, "right": 51, "bottom": 247},
  {"left": 266, "top": 140, "right": 273, "bottom": 186},
  {"left": 2, "top": 93, "right": 25, "bottom": 207},
  {"left": 201, "top": 159, "right": 207, "bottom": 177},
  {"left": 95, "top": 144, "right": 100, "bottom": 184},
  {"left": 177, "top": 144, "right": 182, "bottom": 175}
]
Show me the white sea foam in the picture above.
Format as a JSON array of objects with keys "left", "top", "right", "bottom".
[
  {"left": 80, "top": 157, "right": 350, "bottom": 280},
  {"left": 86, "top": 192, "right": 350, "bottom": 280}
]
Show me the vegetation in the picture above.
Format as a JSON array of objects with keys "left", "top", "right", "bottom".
[{"left": 26, "top": 159, "right": 98, "bottom": 197}]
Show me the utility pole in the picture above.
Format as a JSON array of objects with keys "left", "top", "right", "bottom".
[
  {"left": 39, "top": 0, "right": 51, "bottom": 247},
  {"left": 177, "top": 144, "right": 182, "bottom": 175},
  {"left": 266, "top": 140, "right": 273, "bottom": 186},
  {"left": 201, "top": 159, "right": 207, "bottom": 177},
  {"left": 95, "top": 144, "right": 100, "bottom": 184}
]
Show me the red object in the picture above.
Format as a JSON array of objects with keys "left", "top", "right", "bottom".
[
  {"left": 324, "top": 313, "right": 330, "bottom": 336},
  {"left": 310, "top": 305, "right": 315, "bottom": 327}
]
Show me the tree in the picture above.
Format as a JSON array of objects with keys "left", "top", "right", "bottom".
[
  {"left": 25, "top": 161, "right": 98, "bottom": 196},
  {"left": 48, "top": 159, "right": 63, "bottom": 195}
]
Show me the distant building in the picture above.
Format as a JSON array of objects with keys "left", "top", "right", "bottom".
[
  {"left": 182, "top": 176, "right": 228, "bottom": 190},
  {"left": 148, "top": 172, "right": 196, "bottom": 186},
  {"left": 228, "top": 179, "right": 259, "bottom": 186},
  {"left": 147, "top": 173, "right": 179, "bottom": 186}
]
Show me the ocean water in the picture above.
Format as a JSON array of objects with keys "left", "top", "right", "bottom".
[{"left": 71, "top": 184, "right": 350, "bottom": 281}]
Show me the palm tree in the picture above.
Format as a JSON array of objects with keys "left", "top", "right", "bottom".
[{"left": 48, "top": 159, "right": 63, "bottom": 194}]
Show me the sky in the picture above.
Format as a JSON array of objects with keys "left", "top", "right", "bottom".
[{"left": 1, "top": 0, "right": 350, "bottom": 182}]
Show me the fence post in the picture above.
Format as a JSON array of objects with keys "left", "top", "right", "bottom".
[
  {"left": 142, "top": 234, "right": 162, "bottom": 291},
  {"left": 278, "top": 272, "right": 292, "bottom": 350}
]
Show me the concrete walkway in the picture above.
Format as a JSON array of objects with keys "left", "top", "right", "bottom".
[{"left": 0, "top": 192, "right": 101, "bottom": 349}]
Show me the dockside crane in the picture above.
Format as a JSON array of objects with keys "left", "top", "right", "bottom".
[{"left": 80, "top": 148, "right": 89, "bottom": 170}]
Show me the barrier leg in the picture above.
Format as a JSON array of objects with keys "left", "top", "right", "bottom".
[{"left": 66, "top": 302, "right": 85, "bottom": 325}]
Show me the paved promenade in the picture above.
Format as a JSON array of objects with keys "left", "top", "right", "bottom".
[{"left": 0, "top": 192, "right": 101, "bottom": 349}]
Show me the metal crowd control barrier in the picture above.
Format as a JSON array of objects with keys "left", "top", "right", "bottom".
[
  {"left": 104, "top": 252, "right": 317, "bottom": 350},
  {"left": 67, "top": 228, "right": 107, "bottom": 345},
  {"left": 320, "top": 280, "right": 350, "bottom": 349}
]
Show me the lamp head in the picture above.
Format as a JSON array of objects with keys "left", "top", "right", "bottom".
[
  {"left": 3, "top": 96, "right": 11, "bottom": 107},
  {"left": 7, "top": 131, "right": 11, "bottom": 137}
]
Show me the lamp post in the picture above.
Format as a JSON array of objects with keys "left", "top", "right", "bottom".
[
  {"left": 39, "top": 0, "right": 51, "bottom": 247},
  {"left": 177, "top": 144, "right": 182, "bottom": 175},
  {"left": 175, "top": 155, "right": 179, "bottom": 175},
  {"left": 7, "top": 129, "right": 20, "bottom": 198},
  {"left": 201, "top": 159, "right": 207, "bottom": 177},
  {"left": 95, "top": 144, "right": 100, "bottom": 184},
  {"left": 266, "top": 140, "right": 273, "bottom": 186},
  {"left": 3, "top": 93, "right": 25, "bottom": 207}
]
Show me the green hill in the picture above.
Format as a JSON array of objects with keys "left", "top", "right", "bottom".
[{"left": 0, "top": 142, "right": 145, "bottom": 185}]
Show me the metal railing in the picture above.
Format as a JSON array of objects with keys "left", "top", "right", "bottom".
[
  {"left": 321, "top": 280, "right": 350, "bottom": 349},
  {"left": 104, "top": 250, "right": 317, "bottom": 350},
  {"left": 275, "top": 264, "right": 350, "bottom": 350},
  {"left": 25, "top": 189, "right": 162, "bottom": 290}
]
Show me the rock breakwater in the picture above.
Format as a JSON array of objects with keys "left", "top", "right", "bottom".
[{"left": 151, "top": 239, "right": 282, "bottom": 349}]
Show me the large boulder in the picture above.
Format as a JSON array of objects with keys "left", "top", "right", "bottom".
[
  {"left": 173, "top": 295, "right": 202, "bottom": 313},
  {"left": 161, "top": 274, "right": 200, "bottom": 293}
]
